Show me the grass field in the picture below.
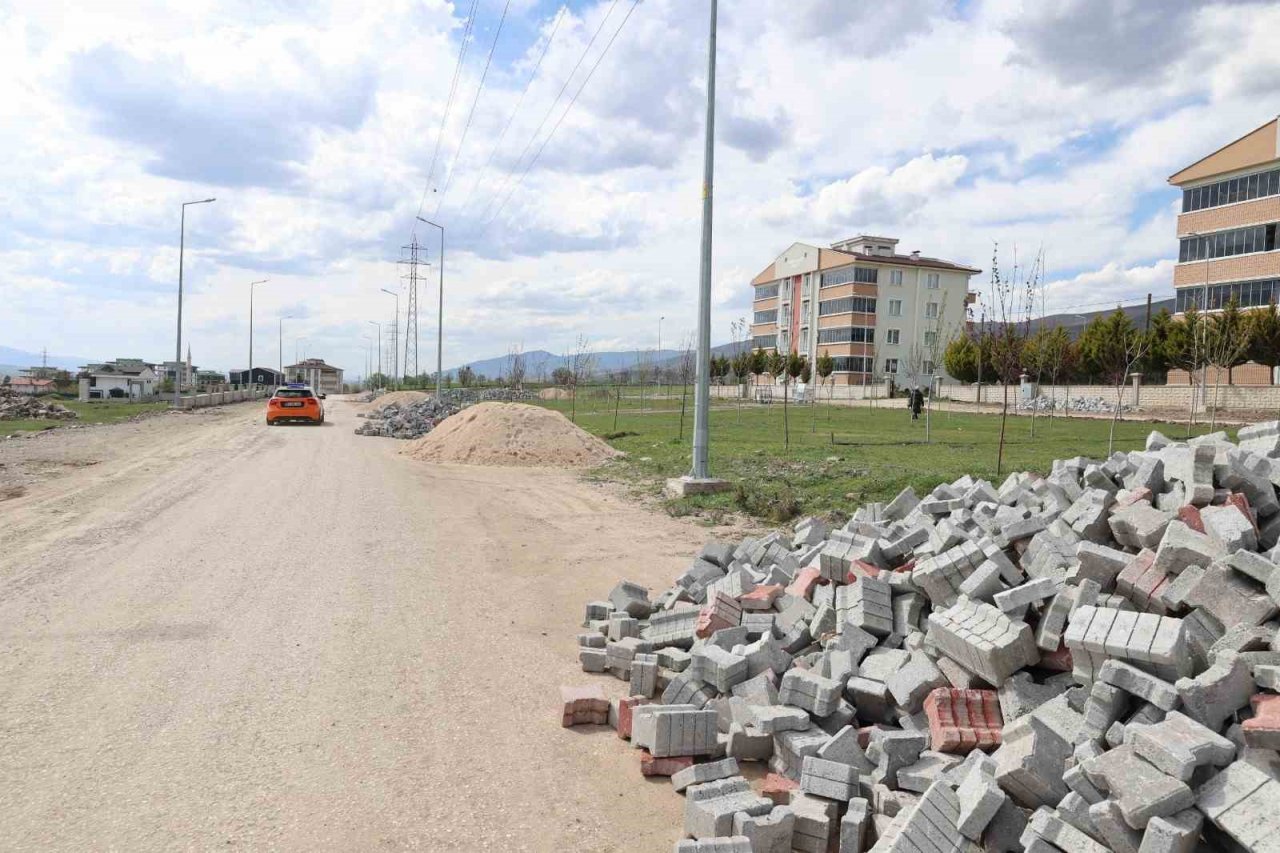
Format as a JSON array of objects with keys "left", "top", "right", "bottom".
[
  {"left": 0, "top": 399, "right": 169, "bottom": 438},
  {"left": 534, "top": 387, "right": 1222, "bottom": 524}
]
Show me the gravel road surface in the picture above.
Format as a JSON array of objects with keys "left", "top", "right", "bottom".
[{"left": 0, "top": 398, "right": 729, "bottom": 851}]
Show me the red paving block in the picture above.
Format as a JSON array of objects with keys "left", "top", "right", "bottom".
[
  {"left": 924, "top": 688, "right": 1003, "bottom": 753},
  {"left": 786, "top": 567, "right": 827, "bottom": 601},
  {"left": 640, "top": 750, "right": 695, "bottom": 777},
  {"left": 1243, "top": 694, "right": 1280, "bottom": 750},
  {"left": 1178, "top": 505, "right": 1205, "bottom": 534},
  {"left": 1117, "top": 487, "right": 1152, "bottom": 508},
  {"left": 1039, "top": 643, "right": 1073, "bottom": 672},
  {"left": 616, "top": 696, "right": 650, "bottom": 740},
  {"left": 848, "top": 560, "right": 882, "bottom": 581},
  {"left": 740, "top": 584, "right": 784, "bottom": 611},
  {"left": 695, "top": 591, "right": 742, "bottom": 639},
  {"left": 561, "top": 684, "right": 610, "bottom": 728},
  {"left": 762, "top": 772, "right": 799, "bottom": 805},
  {"left": 1225, "top": 493, "right": 1259, "bottom": 533},
  {"left": 1116, "top": 550, "right": 1169, "bottom": 614}
]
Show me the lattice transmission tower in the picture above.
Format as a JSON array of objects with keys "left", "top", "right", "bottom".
[{"left": 398, "top": 238, "right": 423, "bottom": 379}]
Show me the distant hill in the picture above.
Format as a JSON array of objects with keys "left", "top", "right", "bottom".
[
  {"left": 450, "top": 344, "right": 758, "bottom": 380},
  {"left": 0, "top": 346, "right": 95, "bottom": 373}
]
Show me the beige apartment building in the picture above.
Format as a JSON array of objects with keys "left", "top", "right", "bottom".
[
  {"left": 749, "top": 235, "right": 979, "bottom": 386},
  {"left": 1170, "top": 116, "right": 1280, "bottom": 314}
]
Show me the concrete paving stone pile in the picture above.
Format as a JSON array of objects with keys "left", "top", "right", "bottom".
[
  {"left": 1017, "top": 395, "right": 1132, "bottom": 414},
  {"left": 352, "top": 388, "right": 536, "bottom": 438},
  {"left": 562, "top": 421, "right": 1280, "bottom": 852},
  {"left": 0, "top": 389, "right": 78, "bottom": 421}
]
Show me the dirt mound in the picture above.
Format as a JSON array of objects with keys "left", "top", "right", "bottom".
[
  {"left": 401, "top": 403, "right": 622, "bottom": 467},
  {"left": 362, "top": 390, "right": 430, "bottom": 413},
  {"left": 538, "top": 387, "right": 573, "bottom": 400}
]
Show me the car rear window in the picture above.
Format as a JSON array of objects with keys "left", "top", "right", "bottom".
[{"left": 275, "top": 389, "right": 313, "bottom": 398}]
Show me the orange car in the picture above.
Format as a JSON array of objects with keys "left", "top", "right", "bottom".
[{"left": 266, "top": 384, "right": 325, "bottom": 425}]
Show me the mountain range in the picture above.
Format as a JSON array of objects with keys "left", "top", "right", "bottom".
[{"left": 452, "top": 343, "right": 746, "bottom": 380}]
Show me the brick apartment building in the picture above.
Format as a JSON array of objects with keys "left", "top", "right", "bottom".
[
  {"left": 749, "top": 235, "right": 979, "bottom": 386},
  {"left": 1170, "top": 116, "right": 1280, "bottom": 314}
]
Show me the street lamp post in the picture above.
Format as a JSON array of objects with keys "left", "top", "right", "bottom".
[
  {"left": 248, "top": 278, "right": 269, "bottom": 387},
  {"left": 363, "top": 336, "right": 374, "bottom": 390},
  {"left": 279, "top": 316, "right": 293, "bottom": 381},
  {"left": 368, "top": 321, "right": 382, "bottom": 385},
  {"left": 659, "top": 315, "right": 664, "bottom": 391},
  {"left": 689, "top": 0, "right": 718, "bottom": 483},
  {"left": 380, "top": 287, "right": 400, "bottom": 385},
  {"left": 174, "top": 197, "right": 216, "bottom": 407},
  {"left": 416, "top": 216, "right": 445, "bottom": 397}
]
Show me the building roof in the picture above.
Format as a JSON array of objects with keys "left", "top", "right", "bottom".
[
  {"left": 10, "top": 377, "right": 54, "bottom": 387},
  {"left": 1169, "top": 117, "right": 1280, "bottom": 185},
  {"left": 81, "top": 359, "right": 155, "bottom": 376},
  {"left": 285, "top": 359, "right": 343, "bottom": 372},
  {"left": 750, "top": 241, "right": 980, "bottom": 286}
]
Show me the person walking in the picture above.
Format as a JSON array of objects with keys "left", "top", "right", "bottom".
[{"left": 910, "top": 386, "right": 924, "bottom": 421}]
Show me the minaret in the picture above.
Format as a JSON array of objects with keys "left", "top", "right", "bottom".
[{"left": 186, "top": 344, "right": 193, "bottom": 385}]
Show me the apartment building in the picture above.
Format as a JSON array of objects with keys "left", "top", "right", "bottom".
[
  {"left": 749, "top": 235, "right": 979, "bottom": 385},
  {"left": 1169, "top": 116, "right": 1280, "bottom": 313}
]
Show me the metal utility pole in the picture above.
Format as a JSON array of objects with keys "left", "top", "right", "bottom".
[
  {"left": 380, "top": 288, "right": 400, "bottom": 383},
  {"left": 368, "top": 321, "right": 382, "bottom": 383},
  {"left": 398, "top": 239, "right": 424, "bottom": 381},
  {"left": 416, "top": 217, "right": 445, "bottom": 396},
  {"left": 690, "top": 0, "right": 717, "bottom": 481},
  {"left": 363, "top": 336, "right": 374, "bottom": 389},
  {"left": 248, "top": 278, "right": 269, "bottom": 385},
  {"left": 174, "top": 197, "right": 215, "bottom": 407}
]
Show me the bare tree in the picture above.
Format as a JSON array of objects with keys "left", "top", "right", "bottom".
[
  {"left": 567, "top": 335, "right": 596, "bottom": 423},
  {"left": 678, "top": 334, "right": 696, "bottom": 440},
  {"left": 634, "top": 350, "right": 652, "bottom": 414},
  {"left": 508, "top": 342, "right": 526, "bottom": 390},
  {"left": 988, "top": 244, "right": 1039, "bottom": 475}
]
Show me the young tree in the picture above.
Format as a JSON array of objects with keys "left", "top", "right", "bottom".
[
  {"left": 1247, "top": 302, "right": 1280, "bottom": 389},
  {"left": 1038, "top": 326, "right": 1076, "bottom": 430},
  {"left": 783, "top": 352, "right": 805, "bottom": 450},
  {"left": 551, "top": 366, "right": 571, "bottom": 385},
  {"left": 1084, "top": 309, "right": 1151, "bottom": 454},
  {"left": 678, "top": 335, "right": 696, "bottom": 440},
  {"left": 816, "top": 349, "right": 835, "bottom": 427},
  {"left": 1142, "top": 308, "right": 1173, "bottom": 383},
  {"left": 1205, "top": 298, "right": 1251, "bottom": 431},
  {"left": 456, "top": 365, "right": 475, "bottom": 388},
  {"left": 1162, "top": 306, "right": 1205, "bottom": 435},
  {"left": 568, "top": 335, "right": 596, "bottom": 423},
  {"left": 507, "top": 342, "right": 526, "bottom": 390},
  {"left": 986, "top": 244, "right": 1038, "bottom": 475}
]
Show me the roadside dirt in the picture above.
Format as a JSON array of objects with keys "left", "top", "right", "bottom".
[{"left": 0, "top": 398, "right": 748, "bottom": 851}]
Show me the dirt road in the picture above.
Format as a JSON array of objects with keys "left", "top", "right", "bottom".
[{"left": 0, "top": 399, "right": 731, "bottom": 851}]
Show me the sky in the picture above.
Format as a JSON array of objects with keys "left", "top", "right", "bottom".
[{"left": 2, "top": 0, "right": 1279, "bottom": 376}]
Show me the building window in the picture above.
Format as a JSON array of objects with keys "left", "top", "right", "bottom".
[
  {"left": 817, "top": 326, "right": 876, "bottom": 345},
  {"left": 884, "top": 358, "right": 899, "bottom": 374},
  {"left": 888, "top": 299, "right": 902, "bottom": 317},
  {"left": 1182, "top": 167, "right": 1280, "bottom": 213},
  {"left": 832, "top": 356, "right": 873, "bottom": 373},
  {"left": 924, "top": 331, "right": 937, "bottom": 347},
  {"left": 889, "top": 270, "right": 903, "bottom": 286},
  {"left": 799, "top": 330, "right": 809, "bottom": 351},
  {"left": 923, "top": 360, "right": 936, "bottom": 375},
  {"left": 752, "top": 334, "right": 777, "bottom": 349},
  {"left": 925, "top": 302, "right": 939, "bottom": 319},
  {"left": 886, "top": 329, "right": 901, "bottom": 345},
  {"left": 801, "top": 300, "right": 810, "bottom": 323},
  {"left": 754, "top": 283, "right": 779, "bottom": 300},
  {"left": 754, "top": 309, "right": 778, "bottom": 325},
  {"left": 1176, "top": 277, "right": 1280, "bottom": 312},
  {"left": 802, "top": 273, "right": 811, "bottom": 297},
  {"left": 819, "top": 296, "right": 877, "bottom": 316},
  {"left": 820, "top": 266, "right": 879, "bottom": 288},
  {"left": 926, "top": 273, "right": 940, "bottom": 289},
  {"left": 1179, "top": 223, "right": 1277, "bottom": 262}
]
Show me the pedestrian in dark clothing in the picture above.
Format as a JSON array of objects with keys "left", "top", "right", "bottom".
[{"left": 910, "top": 387, "right": 924, "bottom": 420}]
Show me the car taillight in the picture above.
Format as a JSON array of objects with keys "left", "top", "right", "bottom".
[{"left": 269, "top": 399, "right": 280, "bottom": 406}]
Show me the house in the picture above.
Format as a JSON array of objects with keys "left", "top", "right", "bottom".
[
  {"left": 749, "top": 235, "right": 980, "bottom": 386},
  {"left": 9, "top": 377, "right": 56, "bottom": 396},
  {"left": 228, "top": 367, "right": 285, "bottom": 387},
  {"left": 195, "top": 370, "right": 226, "bottom": 390},
  {"left": 284, "top": 359, "right": 344, "bottom": 394},
  {"left": 77, "top": 359, "right": 158, "bottom": 401}
]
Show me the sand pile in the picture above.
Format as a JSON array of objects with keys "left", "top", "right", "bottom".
[
  {"left": 538, "top": 387, "right": 573, "bottom": 400},
  {"left": 362, "top": 390, "right": 430, "bottom": 413},
  {"left": 402, "top": 403, "right": 622, "bottom": 467}
]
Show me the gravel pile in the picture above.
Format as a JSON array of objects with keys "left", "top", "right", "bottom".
[
  {"left": 353, "top": 388, "right": 537, "bottom": 439},
  {"left": 564, "top": 419, "right": 1280, "bottom": 852},
  {"left": 401, "top": 402, "right": 621, "bottom": 467},
  {"left": 0, "top": 391, "right": 77, "bottom": 421}
]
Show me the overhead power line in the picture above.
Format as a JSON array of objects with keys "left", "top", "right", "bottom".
[
  {"left": 476, "top": 0, "right": 624, "bottom": 224},
  {"left": 434, "top": 0, "right": 514, "bottom": 218},
  {"left": 483, "top": 0, "right": 642, "bottom": 230},
  {"left": 413, "top": 0, "right": 481, "bottom": 232},
  {"left": 459, "top": 5, "right": 568, "bottom": 217}
]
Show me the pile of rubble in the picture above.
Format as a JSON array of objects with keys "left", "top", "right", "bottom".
[
  {"left": 1018, "top": 395, "right": 1131, "bottom": 415},
  {"left": 353, "top": 388, "right": 537, "bottom": 439},
  {"left": 0, "top": 390, "right": 77, "bottom": 421},
  {"left": 564, "top": 419, "right": 1280, "bottom": 852}
]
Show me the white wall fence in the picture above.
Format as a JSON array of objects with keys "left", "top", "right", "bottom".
[{"left": 174, "top": 388, "right": 270, "bottom": 409}]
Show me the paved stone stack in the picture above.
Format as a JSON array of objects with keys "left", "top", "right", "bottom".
[
  {"left": 0, "top": 388, "right": 78, "bottom": 421},
  {"left": 563, "top": 422, "right": 1280, "bottom": 852}
]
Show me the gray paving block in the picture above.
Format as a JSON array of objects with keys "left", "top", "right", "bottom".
[
  {"left": 1081, "top": 743, "right": 1194, "bottom": 830},
  {"left": 1175, "top": 651, "right": 1254, "bottom": 731},
  {"left": 1130, "top": 710, "right": 1236, "bottom": 781},
  {"left": 671, "top": 757, "right": 742, "bottom": 792},
  {"left": 733, "top": 806, "right": 794, "bottom": 853},
  {"left": 1196, "top": 761, "right": 1280, "bottom": 852}
]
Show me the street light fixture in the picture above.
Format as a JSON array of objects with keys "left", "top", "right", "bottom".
[
  {"left": 174, "top": 197, "right": 216, "bottom": 407},
  {"left": 416, "top": 216, "right": 445, "bottom": 397},
  {"left": 380, "top": 287, "right": 400, "bottom": 385},
  {"left": 248, "top": 278, "right": 269, "bottom": 387}
]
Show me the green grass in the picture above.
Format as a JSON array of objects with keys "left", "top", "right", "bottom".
[
  {"left": 0, "top": 399, "right": 169, "bottom": 437},
  {"left": 534, "top": 388, "right": 1224, "bottom": 524}
]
